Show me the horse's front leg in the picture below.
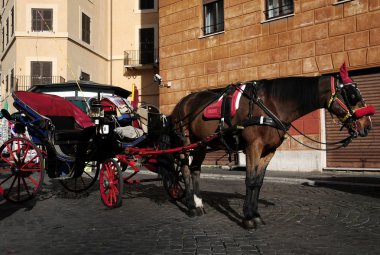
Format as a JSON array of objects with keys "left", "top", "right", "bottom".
[{"left": 243, "top": 149, "right": 275, "bottom": 229}]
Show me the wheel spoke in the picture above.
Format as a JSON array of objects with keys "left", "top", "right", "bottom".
[
  {"left": 22, "top": 177, "right": 32, "bottom": 195},
  {"left": 5, "top": 174, "right": 17, "bottom": 198},
  {"left": 0, "top": 157, "right": 15, "bottom": 167},
  {"left": 0, "top": 173, "right": 15, "bottom": 185},
  {"left": 20, "top": 143, "right": 32, "bottom": 163},
  {"left": 0, "top": 168, "right": 12, "bottom": 173},
  {"left": 27, "top": 175, "right": 39, "bottom": 188},
  {"left": 17, "top": 176, "right": 21, "bottom": 201},
  {"left": 5, "top": 143, "right": 17, "bottom": 163}
]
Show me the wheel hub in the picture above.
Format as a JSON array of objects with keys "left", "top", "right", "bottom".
[
  {"left": 103, "top": 179, "right": 110, "bottom": 190},
  {"left": 11, "top": 166, "right": 19, "bottom": 174}
]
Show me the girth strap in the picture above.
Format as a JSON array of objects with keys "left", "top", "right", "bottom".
[{"left": 242, "top": 116, "right": 290, "bottom": 130}]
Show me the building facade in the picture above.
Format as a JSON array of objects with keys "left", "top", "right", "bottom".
[
  {"left": 158, "top": 0, "right": 380, "bottom": 171},
  {"left": 0, "top": 0, "right": 159, "bottom": 114}
]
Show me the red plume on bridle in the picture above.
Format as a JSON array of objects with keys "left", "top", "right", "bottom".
[{"left": 339, "top": 63, "right": 353, "bottom": 84}]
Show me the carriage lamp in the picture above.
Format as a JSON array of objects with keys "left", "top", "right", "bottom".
[
  {"left": 100, "top": 124, "right": 109, "bottom": 135},
  {"left": 89, "top": 99, "right": 104, "bottom": 118}
]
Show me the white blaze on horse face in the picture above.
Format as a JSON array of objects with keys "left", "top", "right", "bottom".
[{"left": 194, "top": 194, "right": 203, "bottom": 208}]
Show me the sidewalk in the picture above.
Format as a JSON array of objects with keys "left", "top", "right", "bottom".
[
  {"left": 201, "top": 167, "right": 380, "bottom": 188},
  {"left": 135, "top": 166, "right": 380, "bottom": 188}
]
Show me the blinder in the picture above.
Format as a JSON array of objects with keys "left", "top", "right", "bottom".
[{"left": 340, "top": 82, "right": 362, "bottom": 106}]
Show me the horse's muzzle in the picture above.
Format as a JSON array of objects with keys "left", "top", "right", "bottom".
[{"left": 358, "top": 124, "right": 371, "bottom": 137}]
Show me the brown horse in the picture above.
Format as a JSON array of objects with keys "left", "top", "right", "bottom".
[{"left": 165, "top": 64, "right": 374, "bottom": 229}]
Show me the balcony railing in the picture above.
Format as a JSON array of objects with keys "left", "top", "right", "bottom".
[
  {"left": 12, "top": 75, "right": 65, "bottom": 91},
  {"left": 124, "top": 49, "right": 158, "bottom": 68}
]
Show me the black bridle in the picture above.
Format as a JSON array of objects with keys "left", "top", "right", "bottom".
[{"left": 327, "top": 76, "right": 366, "bottom": 137}]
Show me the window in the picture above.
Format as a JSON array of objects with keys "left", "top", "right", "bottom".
[
  {"left": 32, "top": 8, "right": 53, "bottom": 31},
  {"left": 139, "top": 28, "right": 155, "bottom": 65},
  {"left": 82, "top": 13, "right": 91, "bottom": 44},
  {"left": 139, "top": 0, "right": 154, "bottom": 10},
  {"left": 11, "top": 7, "right": 14, "bottom": 36},
  {"left": 6, "top": 18, "right": 9, "bottom": 44},
  {"left": 265, "top": 0, "right": 294, "bottom": 20},
  {"left": 80, "top": 71, "right": 90, "bottom": 81},
  {"left": 203, "top": 0, "right": 224, "bottom": 36},
  {"left": 31, "top": 61, "right": 52, "bottom": 85}
]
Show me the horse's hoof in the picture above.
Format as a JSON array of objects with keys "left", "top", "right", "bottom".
[
  {"left": 254, "top": 217, "right": 266, "bottom": 226},
  {"left": 243, "top": 217, "right": 265, "bottom": 229},
  {"left": 195, "top": 207, "right": 206, "bottom": 216},
  {"left": 242, "top": 219, "right": 255, "bottom": 229}
]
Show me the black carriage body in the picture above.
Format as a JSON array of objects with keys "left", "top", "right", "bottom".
[{"left": 11, "top": 81, "right": 134, "bottom": 178}]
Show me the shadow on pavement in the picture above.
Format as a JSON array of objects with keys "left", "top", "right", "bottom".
[
  {"left": 120, "top": 182, "right": 276, "bottom": 227},
  {"left": 304, "top": 176, "right": 380, "bottom": 198},
  {"left": 0, "top": 197, "right": 37, "bottom": 221}
]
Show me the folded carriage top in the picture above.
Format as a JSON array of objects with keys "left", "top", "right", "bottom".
[{"left": 13, "top": 91, "right": 95, "bottom": 129}]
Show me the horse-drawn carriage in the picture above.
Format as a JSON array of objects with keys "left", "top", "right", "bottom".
[{"left": 0, "top": 81, "right": 183, "bottom": 206}]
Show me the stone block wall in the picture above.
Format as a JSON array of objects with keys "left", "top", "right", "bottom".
[{"left": 158, "top": 0, "right": 380, "bottom": 150}]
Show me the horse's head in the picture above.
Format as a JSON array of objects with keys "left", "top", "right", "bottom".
[{"left": 327, "top": 64, "right": 374, "bottom": 137}]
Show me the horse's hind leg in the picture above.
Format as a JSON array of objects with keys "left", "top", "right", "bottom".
[
  {"left": 190, "top": 147, "right": 207, "bottom": 216},
  {"left": 179, "top": 152, "right": 193, "bottom": 209}
]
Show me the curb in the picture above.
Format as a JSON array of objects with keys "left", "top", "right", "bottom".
[{"left": 129, "top": 170, "right": 380, "bottom": 188}]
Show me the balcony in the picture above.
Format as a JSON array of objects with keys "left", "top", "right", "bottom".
[
  {"left": 12, "top": 75, "right": 66, "bottom": 92},
  {"left": 124, "top": 49, "right": 158, "bottom": 69}
]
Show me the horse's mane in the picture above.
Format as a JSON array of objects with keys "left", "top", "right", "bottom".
[{"left": 255, "top": 76, "right": 322, "bottom": 110}]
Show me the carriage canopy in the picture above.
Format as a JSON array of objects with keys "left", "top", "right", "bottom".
[{"left": 14, "top": 91, "right": 95, "bottom": 129}]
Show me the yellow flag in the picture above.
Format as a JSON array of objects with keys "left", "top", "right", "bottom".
[{"left": 131, "top": 83, "right": 135, "bottom": 99}]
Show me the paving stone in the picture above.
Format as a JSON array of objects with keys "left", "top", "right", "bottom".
[{"left": 0, "top": 177, "right": 379, "bottom": 254}]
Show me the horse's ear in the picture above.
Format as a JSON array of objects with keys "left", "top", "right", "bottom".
[{"left": 339, "top": 63, "right": 353, "bottom": 84}]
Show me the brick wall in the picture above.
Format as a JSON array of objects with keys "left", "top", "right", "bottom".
[{"left": 159, "top": 0, "right": 380, "bottom": 150}]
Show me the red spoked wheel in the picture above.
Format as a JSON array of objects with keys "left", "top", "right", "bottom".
[
  {"left": 99, "top": 158, "right": 123, "bottom": 208},
  {"left": 0, "top": 137, "right": 44, "bottom": 202},
  {"left": 162, "top": 159, "right": 185, "bottom": 201}
]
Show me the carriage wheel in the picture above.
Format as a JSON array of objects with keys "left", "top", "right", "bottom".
[
  {"left": 59, "top": 161, "right": 100, "bottom": 193},
  {"left": 162, "top": 159, "right": 185, "bottom": 201},
  {"left": 0, "top": 137, "right": 44, "bottom": 202},
  {"left": 99, "top": 158, "right": 123, "bottom": 208}
]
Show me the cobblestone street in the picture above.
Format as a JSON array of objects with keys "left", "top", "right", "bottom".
[{"left": 1, "top": 173, "right": 380, "bottom": 255}]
